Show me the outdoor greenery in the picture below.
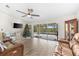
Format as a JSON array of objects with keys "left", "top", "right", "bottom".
[{"left": 34, "top": 23, "right": 58, "bottom": 34}]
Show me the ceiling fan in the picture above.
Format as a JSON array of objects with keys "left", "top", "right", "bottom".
[{"left": 16, "top": 9, "right": 40, "bottom": 18}]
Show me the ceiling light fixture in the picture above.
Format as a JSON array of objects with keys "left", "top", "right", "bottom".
[{"left": 27, "top": 15, "right": 31, "bottom": 17}]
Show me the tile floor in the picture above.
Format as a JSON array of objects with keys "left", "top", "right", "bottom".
[{"left": 17, "top": 38, "right": 57, "bottom": 56}]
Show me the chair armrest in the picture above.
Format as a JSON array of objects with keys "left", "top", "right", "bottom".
[
  {"left": 52, "top": 52, "right": 62, "bottom": 56},
  {"left": 58, "top": 40, "right": 69, "bottom": 44}
]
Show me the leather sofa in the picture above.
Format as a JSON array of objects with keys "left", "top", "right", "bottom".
[
  {"left": 53, "top": 33, "right": 79, "bottom": 56},
  {"left": 0, "top": 32, "right": 24, "bottom": 56}
]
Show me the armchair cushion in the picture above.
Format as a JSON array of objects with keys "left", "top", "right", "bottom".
[
  {"left": 69, "top": 38, "right": 77, "bottom": 48},
  {"left": 53, "top": 33, "right": 79, "bottom": 56},
  {"left": 54, "top": 43, "right": 73, "bottom": 56},
  {"left": 73, "top": 33, "right": 79, "bottom": 42},
  {"left": 72, "top": 43, "right": 79, "bottom": 56},
  {"left": 60, "top": 42, "right": 69, "bottom": 48},
  {"left": 59, "top": 41, "right": 72, "bottom": 56},
  {"left": 62, "top": 46, "right": 73, "bottom": 56}
]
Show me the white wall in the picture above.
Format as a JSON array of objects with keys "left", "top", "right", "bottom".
[
  {"left": 0, "top": 10, "right": 26, "bottom": 40},
  {"left": 0, "top": 11, "right": 13, "bottom": 32}
]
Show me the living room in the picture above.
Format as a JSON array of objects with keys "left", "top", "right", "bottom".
[{"left": 0, "top": 3, "right": 79, "bottom": 56}]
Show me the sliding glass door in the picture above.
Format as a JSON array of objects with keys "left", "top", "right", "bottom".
[
  {"left": 47, "top": 23, "right": 58, "bottom": 41},
  {"left": 39, "top": 24, "right": 48, "bottom": 39},
  {"left": 33, "top": 23, "right": 58, "bottom": 41},
  {"left": 34, "top": 24, "right": 39, "bottom": 38},
  {"left": 34, "top": 24, "right": 47, "bottom": 38}
]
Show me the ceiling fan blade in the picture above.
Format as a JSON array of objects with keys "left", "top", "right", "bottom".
[
  {"left": 22, "top": 14, "right": 27, "bottom": 17},
  {"left": 31, "top": 14, "right": 40, "bottom": 17},
  {"left": 16, "top": 10, "right": 26, "bottom": 14}
]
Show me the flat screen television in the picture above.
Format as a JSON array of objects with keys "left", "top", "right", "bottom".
[{"left": 13, "top": 23, "right": 23, "bottom": 28}]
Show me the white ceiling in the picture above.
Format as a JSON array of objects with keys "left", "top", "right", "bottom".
[{"left": 0, "top": 3, "right": 79, "bottom": 23}]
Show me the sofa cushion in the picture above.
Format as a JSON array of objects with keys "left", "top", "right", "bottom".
[
  {"left": 60, "top": 42, "right": 69, "bottom": 48},
  {"left": 69, "top": 38, "right": 77, "bottom": 48},
  {"left": 55, "top": 42, "right": 71, "bottom": 56},
  {"left": 62, "top": 46, "right": 73, "bottom": 56},
  {"left": 72, "top": 43, "right": 79, "bottom": 56},
  {"left": 55, "top": 44, "right": 62, "bottom": 55},
  {"left": 73, "top": 33, "right": 79, "bottom": 43},
  {"left": 69, "top": 33, "right": 79, "bottom": 49},
  {"left": 58, "top": 42, "right": 73, "bottom": 56}
]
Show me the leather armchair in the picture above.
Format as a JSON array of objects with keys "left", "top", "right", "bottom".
[{"left": 53, "top": 33, "right": 79, "bottom": 56}]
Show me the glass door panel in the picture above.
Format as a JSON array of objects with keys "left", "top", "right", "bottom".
[
  {"left": 33, "top": 23, "right": 58, "bottom": 41},
  {"left": 39, "top": 24, "right": 47, "bottom": 39},
  {"left": 47, "top": 23, "right": 58, "bottom": 41},
  {"left": 34, "top": 24, "right": 39, "bottom": 38}
]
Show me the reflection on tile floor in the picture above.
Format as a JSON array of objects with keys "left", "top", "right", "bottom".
[{"left": 17, "top": 38, "right": 57, "bottom": 56}]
